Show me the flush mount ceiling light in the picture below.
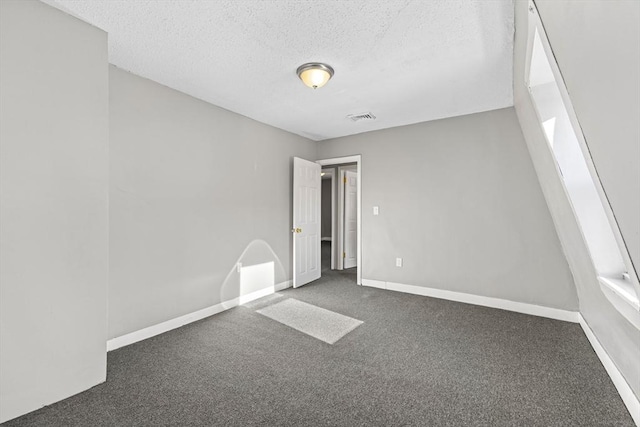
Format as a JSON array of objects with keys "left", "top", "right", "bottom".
[{"left": 296, "top": 63, "right": 334, "bottom": 89}]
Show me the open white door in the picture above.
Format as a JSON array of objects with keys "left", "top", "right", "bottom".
[
  {"left": 344, "top": 170, "right": 357, "bottom": 269},
  {"left": 293, "top": 157, "right": 321, "bottom": 288}
]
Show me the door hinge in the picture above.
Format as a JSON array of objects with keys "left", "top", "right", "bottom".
[
  {"left": 343, "top": 176, "right": 347, "bottom": 184},
  {"left": 343, "top": 252, "right": 346, "bottom": 258}
]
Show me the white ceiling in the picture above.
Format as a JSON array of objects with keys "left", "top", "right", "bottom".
[{"left": 44, "top": 0, "right": 514, "bottom": 141}]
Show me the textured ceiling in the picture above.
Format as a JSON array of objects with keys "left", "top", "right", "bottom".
[{"left": 44, "top": 0, "right": 514, "bottom": 141}]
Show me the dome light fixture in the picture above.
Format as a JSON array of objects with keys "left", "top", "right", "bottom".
[{"left": 296, "top": 62, "right": 334, "bottom": 89}]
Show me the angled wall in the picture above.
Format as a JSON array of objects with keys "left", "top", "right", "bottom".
[
  {"left": 0, "top": 0, "right": 109, "bottom": 422},
  {"left": 513, "top": 0, "right": 640, "bottom": 398},
  {"left": 532, "top": 1, "right": 639, "bottom": 273},
  {"left": 317, "top": 107, "right": 578, "bottom": 311},
  {"left": 109, "top": 67, "right": 316, "bottom": 339}
]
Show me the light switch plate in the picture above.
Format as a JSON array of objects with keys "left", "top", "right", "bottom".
[
  {"left": 396, "top": 258, "right": 403, "bottom": 267},
  {"left": 373, "top": 206, "right": 379, "bottom": 216}
]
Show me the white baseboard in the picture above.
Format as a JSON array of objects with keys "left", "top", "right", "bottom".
[
  {"left": 321, "top": 237, "right": 332, "bottom": 242},
  {"left": 362, "top": 278, "right": 580, "bottom": 323},
  {"left": 275, "top": 280, "right": 292, "bottom": 291},
  {"left": 578, "top": 315, "right": 640, "bottom": 426},
  {"left": 107, "top": 280, "right": 292, "bottom": 352},
  {"left": 238, "top": 287, "right": 269, "bottom": 305},
  {"left": 361, "top": 278, "right": 386, "bottom": 290}
]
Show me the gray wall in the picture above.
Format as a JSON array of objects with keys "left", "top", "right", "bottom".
[
  {"left": 109, "top": 67, "right": 316, "bottom": 339},
  {"left": 317, "top": 107, "right": 578, "bottom": 310},
  {"left": 0, "top": 0, "right": 109, "bottom": 422},
  {"left": 513, "top": 0, "right": 640, "bottom": 398}
]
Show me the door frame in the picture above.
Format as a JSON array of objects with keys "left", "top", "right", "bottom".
[
  {"left": 337, "top": 168, "right": 344, "bottom": 270},
  {"left": 336, "top": 165, "right": 356, "bottom": 270},
  {"left": 343, "top": 169, "right": 358, "bottom": 269},
  {"left": 316, "top": 155, "right": 362, "bottom": 285}
]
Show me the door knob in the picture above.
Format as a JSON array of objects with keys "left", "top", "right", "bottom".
[{"left": 291, "top": 228, "right": 302, "bottom": 233}]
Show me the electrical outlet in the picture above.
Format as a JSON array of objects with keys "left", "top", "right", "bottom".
[
  {"left": 395, "top": 258, "right": 403, "bottom": 267},
  {"left": 236, "top": 262, "right": 242, "bottom": 273}
]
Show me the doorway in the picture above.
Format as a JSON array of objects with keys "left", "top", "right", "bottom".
[
  {"left": 316, "top": 156, "right": 362, "bottom": 286},
  {"left": 291, "top": 155, "right": 362, "bottom": 288}
]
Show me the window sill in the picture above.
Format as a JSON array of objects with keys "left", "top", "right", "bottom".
[{"left": 599, "top": 276, "right": 640, "bottom": 330}]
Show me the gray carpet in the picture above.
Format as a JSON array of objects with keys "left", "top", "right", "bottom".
[{"left": 3, "top": 242, "right": 634, "bottom": 426}]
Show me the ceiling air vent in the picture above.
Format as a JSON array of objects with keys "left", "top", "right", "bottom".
[{"left": 346, "top": 112, "right": 376, "bottom": 122}]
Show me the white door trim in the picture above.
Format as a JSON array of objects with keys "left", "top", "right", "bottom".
[
  {"left": 330, "top": 170, "right": 336, "bottom": 270},
  {"left": 343, "top": 170, "right": 357, "bottom": 269},
  {"left": 317, "top": 155, "right": 362, "bottom": 285},
  {"left": 337, "top": 168, "right": 345, "bottom": 270},
  {"left": 321, "top": 168, "right": 336, "bottom": 270}
]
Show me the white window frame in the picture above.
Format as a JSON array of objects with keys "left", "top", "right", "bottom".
[{"left": 525, "top": 0, "right": 639, "bottom": 328}]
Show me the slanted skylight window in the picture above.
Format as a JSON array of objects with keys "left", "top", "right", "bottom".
[{"left": 525, "top": 1, "right": 639, "bottom": 328}]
